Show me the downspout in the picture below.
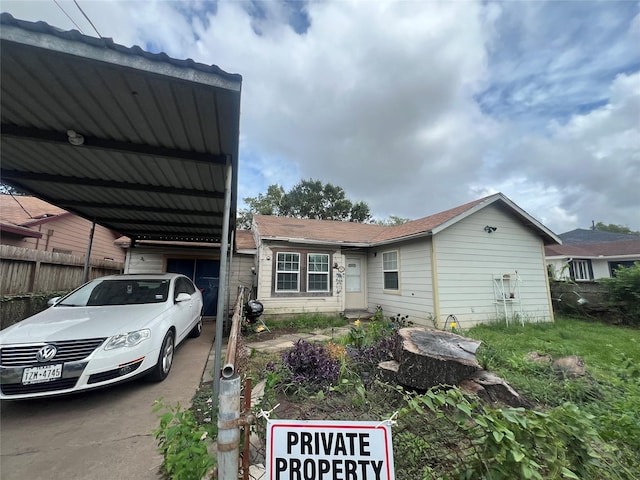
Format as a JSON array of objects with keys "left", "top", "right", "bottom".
[
  {"left": 82, "top": 221, "right": 96, "bottom": 283},
  {"left": 431, "top": 235, "right": 441, "bottom": 328},
  {"left": 213, "top": 161, "right": 233, "bottom": 404}
]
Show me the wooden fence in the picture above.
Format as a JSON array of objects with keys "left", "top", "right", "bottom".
[{"left": 0, "top": 245, "right": 123, "bottom": 295}]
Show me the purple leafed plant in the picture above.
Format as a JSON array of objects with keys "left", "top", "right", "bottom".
[
  {"left": 281, "top": 339, "right": 340, "bottom": 387},
  {"left": 348, "top": 335, "right": 396, "bottom": 374}
]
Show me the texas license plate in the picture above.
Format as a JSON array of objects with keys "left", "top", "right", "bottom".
[{"left": 22, "top": 364, "right": 63, "bottom": 384}]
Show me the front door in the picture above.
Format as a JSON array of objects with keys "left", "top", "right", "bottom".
[{"left": 345, "top": 256, "right": 366, "bottom": 310}]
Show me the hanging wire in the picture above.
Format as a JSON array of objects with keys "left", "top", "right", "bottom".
[
  {"left": 52, "top": 0, "right": 85, "bottom": 33},
  {"left": 9, "top": 192, "right": 34, "bottom": 219},
  {"left": 73, "top": 0, "right": 103, "bottom": 38}
]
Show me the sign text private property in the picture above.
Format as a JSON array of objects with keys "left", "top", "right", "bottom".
[{"left": 266, "top": 420, "right": 395, "bottom": 480}]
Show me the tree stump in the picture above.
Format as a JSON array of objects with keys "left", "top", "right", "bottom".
[{"left": 388, "top": 327, "right": 482, "bottom": 390}]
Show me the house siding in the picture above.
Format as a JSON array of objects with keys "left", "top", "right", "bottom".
[
  {"left": 435, "top": 204, "right": 553, "bottom": 327},
  {"left": 3, "top": 216, "right": 124, "bottom": 263},
  {"left": 366, "top": 238, "right": 435, "bottom": 327},
  {"left": 255, "top": 243, "right": 345, "bottom": 316}
]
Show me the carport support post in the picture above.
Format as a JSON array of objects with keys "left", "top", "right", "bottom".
[
  {"left": 213, "top": 162, "right": 233, "bottom": 402},
  {"left": 82, "top": 221, "right": 96, "bottom": 283},
  {"left": 217, "top": 374, "right": 241, "bottom": 480}
]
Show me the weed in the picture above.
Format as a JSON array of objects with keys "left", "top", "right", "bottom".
[{"left": 152, "top": 398, "right": 215, "bottom": 480}]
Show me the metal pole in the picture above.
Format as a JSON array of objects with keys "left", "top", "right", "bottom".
[
  {"left": 217, "top": 374, "right": 240, "bottom": 480},
  {"left": 213, "top": 161, "right": 233, "bottom": 402},
  {"left": 82, "top": 221, "right": 96, "bottom": 283},
  {"left": 226, "top": 230, "right": 235, "bottom": 336}
]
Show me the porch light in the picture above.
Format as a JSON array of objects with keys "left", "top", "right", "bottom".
[{"left": 484, "top": 225, "right": 497, "bottom": 233}]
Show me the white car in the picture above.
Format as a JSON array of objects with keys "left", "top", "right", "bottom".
[{"left": 0, "top": 273, "right": 204, "bottom": 400}]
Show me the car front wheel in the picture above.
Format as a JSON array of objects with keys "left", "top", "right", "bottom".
[
  {"left": 147, "top": 330, "right": 175, "bottom": 382},
  {"left": 188, "top": 317, "right": 203, "bottom": 338}
]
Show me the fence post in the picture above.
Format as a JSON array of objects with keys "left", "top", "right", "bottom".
[{"left": 218, "top": 374, "right": 241, "bottom": 480}]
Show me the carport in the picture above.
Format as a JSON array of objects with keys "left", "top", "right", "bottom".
[{"left": 0, "top": 13, "right": 241, "bottom": 396}]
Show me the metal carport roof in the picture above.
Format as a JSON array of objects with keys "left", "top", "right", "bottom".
[{"left": 0, "top": 13, "right": 242, "bottom": 244}]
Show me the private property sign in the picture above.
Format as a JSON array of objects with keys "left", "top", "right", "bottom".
[{"left": 266, "top": 420, "right": 395, "bottom": 480}]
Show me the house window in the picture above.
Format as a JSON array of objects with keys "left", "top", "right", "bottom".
[
  {"left": 383, "top": 250, "right": 399, "bottom": 290},
  {"left": 307, "top": 254, "right": 329, "bottom": 292},
  {"left": 276, "top": 252, "right": 300, "bottom": 292},
  {"left": 609, "top": 261, "right": 635, "bottom": 277},
  {"left": 572, "top": 259, "right": 592, "bottom": 281}
]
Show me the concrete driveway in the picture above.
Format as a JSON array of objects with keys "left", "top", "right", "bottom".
[{"left": 0, "top": 321, "right": 215, "bottom": 480}]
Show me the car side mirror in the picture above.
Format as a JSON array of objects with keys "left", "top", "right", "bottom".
[
  {"left": 175, "top": 293, "right": 191, "bottom": 302},
  {"left": 48, "top": 297, "right": 62, "bottom": 306}
]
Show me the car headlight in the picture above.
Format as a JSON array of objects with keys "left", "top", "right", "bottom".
[{"left": 104, "top": 329, "right": 151, "bottom": 350}]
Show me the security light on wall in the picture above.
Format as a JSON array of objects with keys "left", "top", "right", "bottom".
[
  {"left": 67, "top": 130, "right": 84, "bottom": 146},
  {"left": 484, "top": 225, "right": 497, "bottom": 233}
]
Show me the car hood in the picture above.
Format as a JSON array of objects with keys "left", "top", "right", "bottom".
[{"left": 0, "top": 304, "right": 167, "bottom": 344}]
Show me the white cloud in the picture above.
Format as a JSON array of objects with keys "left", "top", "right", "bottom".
[{"left": 2, "top": 0, "right": 638, "bottom": 232}]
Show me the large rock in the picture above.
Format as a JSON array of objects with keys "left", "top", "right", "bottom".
[{"left": 389, "top": 327, "right": 482, "bottom": 390}]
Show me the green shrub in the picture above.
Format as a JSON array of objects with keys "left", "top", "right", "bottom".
[
  {"left": 600, "top": 262, "right": 640, "bottom": 324},
  {"left": 399, "top": 387, "right": 617, "bottom": 480},
  {"left": 152, "top": 399, "right": 215, "bottom": 480}
]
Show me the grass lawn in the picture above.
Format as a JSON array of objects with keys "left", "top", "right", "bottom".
[{"left": 181, "top": 314, "right": 640, "bottom": 480}]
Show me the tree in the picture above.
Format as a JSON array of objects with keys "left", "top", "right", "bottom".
[
  {"left": 237, "top": 184, "right": 285, "bottom": 228},
  {"left": 376, "top": 215, "right": 412, "bottom": 226},
  {"left": 237, "top": 179, "right": 371, "bottom": 228},
  {"left": 591, "top": 222, "right": 639, "bottom": 235},
  {"left": 0, "top": 183, "right": 26, "bottom": 195}
]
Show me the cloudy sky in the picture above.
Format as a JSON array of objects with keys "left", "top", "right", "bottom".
[{"left": 3, "top": 0, "right": 639, "bottom": 233}]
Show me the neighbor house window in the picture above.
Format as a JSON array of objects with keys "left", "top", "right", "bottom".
[
  {"left": 307, "top": 254, "right": 330, "bottom": 292},
  {"left": 276, "top": 252, "right": 300, "bottom": 292},
  {"left": 383, "top": 250, "right": 399, "bottom": 290},
  {"left": 609, "top": 261, "right": 635, "bottom": 277},
  {"left": 571, "top": 259, "right": 592, "bottom": 281}
]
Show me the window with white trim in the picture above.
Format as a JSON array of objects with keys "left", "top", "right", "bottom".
[
  {"left": 572, "top": 259, "right": 592, "bottom": 281},
  {"left": 383, "top": 250, "right": 399, "bottom": 290},
  {"left": 276, "top": 252, "right": 300, "bottom": 292},
  {"left": 307, "top": 254, "right": 330, "bottom": 292}
]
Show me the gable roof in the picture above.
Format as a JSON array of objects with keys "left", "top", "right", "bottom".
[
  {"left": 559, "top": 228, "right": 639, "bottom": 244},
  {"left": 545, "top": 239, "right": 640, "bottom": 259},
  {"left": 1, "top": 194, "right": 67, "bottom": 225},
  {"left": 254, "top": 193, "right": 560, "bottom": 246}
]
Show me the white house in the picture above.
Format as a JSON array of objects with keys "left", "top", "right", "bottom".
[
  {"left": 251, "top": 193, "right": 560, "bottom": 329},
  {"left": 546, "top": 229, "right": 640, "bottom": 281}
]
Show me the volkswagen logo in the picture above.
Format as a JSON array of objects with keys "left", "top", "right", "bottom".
[{"left": 36, "top": 345, "right": 58, "bottom": 362}]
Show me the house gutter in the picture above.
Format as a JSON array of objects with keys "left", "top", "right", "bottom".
[
  {"left": 370, "top": 231, "right": 433, "bottom": 247},
  {"left": 547, "top": 254, "right": 639, "bottom": 260},
  {"left": 264, "top": 236, "right": 370, "bottom": 247}
]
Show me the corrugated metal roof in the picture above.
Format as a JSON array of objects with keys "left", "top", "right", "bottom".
[{"left": 0, "top": 13, "right": 242, "bottom": 243}]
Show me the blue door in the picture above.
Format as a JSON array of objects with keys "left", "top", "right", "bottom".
[{"left": 166, "top": 258, "right": 220, "bottom": 316}]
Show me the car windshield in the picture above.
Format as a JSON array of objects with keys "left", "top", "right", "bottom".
[{"left": 58, "top": 279, "right": 170, "bottom": 306}]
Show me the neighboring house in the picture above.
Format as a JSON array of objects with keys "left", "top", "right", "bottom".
[
  {"left": 118, "top": 230, "right": 257, "bottom": 317},
  {"left": 546, "top": 229, "right": 640, "bottom": 281},
  {"left": 0, "top": 194, "right": 125, "bottom": 263},
  {"left": 251, "top": 193, "right": 560, "bottom": 328}
]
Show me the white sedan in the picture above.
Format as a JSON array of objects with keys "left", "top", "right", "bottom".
[{"left": 0, "top": 273, "right": 204, "bottom": 400}]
